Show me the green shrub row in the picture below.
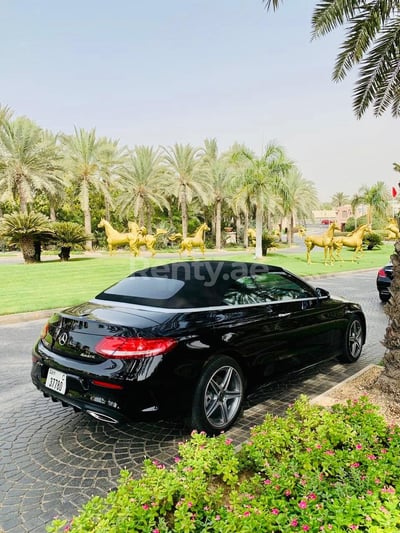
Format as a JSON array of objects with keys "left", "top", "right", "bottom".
[{"left": 48, "top": 396, "right": 400, "bottom": 532}]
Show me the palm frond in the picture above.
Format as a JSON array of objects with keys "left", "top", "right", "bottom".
[{"left": 353, "top": 16, "right": 400, "bottom": 116}]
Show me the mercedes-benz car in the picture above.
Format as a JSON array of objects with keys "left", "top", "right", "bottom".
[
  {"left": 31, "top": 260, "right": 366, "bottom": 434},
  {"left": 376, "top": 263, "right": 393, "bottom": 302}
]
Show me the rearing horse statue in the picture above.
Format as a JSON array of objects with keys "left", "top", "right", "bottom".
[
  {"left": 332, "top": 224, "right": 371, "bottom": 262},
  {"left": 98, "top": 219, "right": 138, "bottom": 254},
  {"left": 179, "top": 223, "right": 210, "bottom": 256},
  {"left": 127, "top": 222, "right": 167, "bottom": 257},
  {"left": 385, "top": 218, "right": 400, "bottom": 240},
  {"left": 302, "top": 222, "right": 341, "bottom": 265}
]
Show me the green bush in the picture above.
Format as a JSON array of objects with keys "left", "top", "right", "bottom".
[
  {"left": 363, "top": 231, "right": 383, "bottom": 250},
  {"left": 262, "top": 230, "right": 279, "bottom": 255},
  {"left": 47, "top": 396, "right": 400, "bottom": 532}
]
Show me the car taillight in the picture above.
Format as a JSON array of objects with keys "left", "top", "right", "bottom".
[
  {"left": 378, "top": 268, "right": 388, "bottom": 278},
  {"left": 40, "top": 322, "right": 49, "bottom": 339},
  {"left": 95, "top": 336, "right": 177, "bottom": 359}
]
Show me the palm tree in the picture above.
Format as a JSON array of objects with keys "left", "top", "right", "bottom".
[
  {"left": 264, "top": 1, "right": 400, "bottom": 118},
  {"left": 0, "top": 211, "right": 54, "bottom": 263},
  {"left": 358, "top": 182, "right": 390, "bottom": 226},
  {"left": 163, "top": 143, "right": 210, "bottom": 238},
  {"left": 331, "top": 192, "right": 350, "bottom": 208},
  {"left": 264, "top": 0, "right": 400, "bottom": 395},
  {"left": 116, "top": 145, "right": 170, "bottom": 228},
  {"left": 231, "top": 143, "right": 292, "bottom": 258},
  {"left": 0, "top": 104, "right": 13, "bottom": 125},
  {"left": 0, "top": 117, "right": 64, "bottom": 214},
  {"left": 277, "top": 169, "right": 319, "bottom": 245},
  {"left": 51, "top": 221, "right": 88, "bottom": 261},
  {"left": 201, "top": 138, "right": 233, "bottom": 250},
  {"left": 62, "top": 128, "right": 110, "bottom": 250},
  {"left": 98, "top": 137, "right": 127, "bottom": 221}
]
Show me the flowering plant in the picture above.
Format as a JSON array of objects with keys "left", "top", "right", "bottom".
[{"left": 48, "top": 396, "right": 400, "bottom": 532}]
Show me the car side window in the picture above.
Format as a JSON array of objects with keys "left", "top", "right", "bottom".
[
  {"left": 222, "top": 276, "right": 265, "bottom": 305},
  {"left": 222, "top": 272, "right": 314, "bottom": 305},
  {"left": 253, "top": 273, "right": 313, "bottom": 302}
]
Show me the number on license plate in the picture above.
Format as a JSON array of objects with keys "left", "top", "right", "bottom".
[{"left": 45, "top": 368, "right": 67, "bottom": 395}]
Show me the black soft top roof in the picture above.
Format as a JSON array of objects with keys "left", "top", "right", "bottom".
[{"left": 96, "top": 261, "right": 283, "bottom": 309}]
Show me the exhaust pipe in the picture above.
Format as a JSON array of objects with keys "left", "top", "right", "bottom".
[{"left": 86, "top": 410, "right": 119, "bottom": 424}]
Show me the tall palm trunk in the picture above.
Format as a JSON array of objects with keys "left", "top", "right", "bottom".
[
  {"left": 81, "top": 179, "right": 92, "bottom": 250},
  {"left": 17, "top": 175, "right": 29, "bottom": 214},
  {"left": 255, "top": 203, "right": 263, "bottom": 259},
  {"left": 215, "top": 198, "right": 222, "bottom": 250},
  {"left": 244, "top": 209, "right": 249, "bottom": 248},
  {"left": 378, "top": 238, "right": 400, "bottom": 395},
  {"left": 181, "top": 186, "right": 188, "bottom": 238}
]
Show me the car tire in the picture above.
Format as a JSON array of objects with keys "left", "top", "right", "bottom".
[
  {"left": 191, "top": 355, "right": 244, "bottom": 435},
  {"left": 379, "top": 292, "right": 390, "bottom": 303},
  {"left": 339, "top": 316, "right": 364, "bottom": 363}
]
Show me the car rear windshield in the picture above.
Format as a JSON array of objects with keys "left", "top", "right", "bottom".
[{"left": 95, "top": 276, "right": 228, "bottom": 308}]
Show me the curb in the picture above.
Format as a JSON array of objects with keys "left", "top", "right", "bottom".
[
  {"left": 0, "top": 309, "right": 58, "bottom": 325},
  {"left": 311, "top": 364, "right": 382, "bottom": 407}
]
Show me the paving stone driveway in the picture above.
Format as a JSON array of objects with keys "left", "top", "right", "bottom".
[{"left": 0, "top": 269, "right": 388, "bottom": 532}]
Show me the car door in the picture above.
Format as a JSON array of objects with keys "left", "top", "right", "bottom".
[{"left": 212, "top": 271, "right": 336, "bottom": 379}]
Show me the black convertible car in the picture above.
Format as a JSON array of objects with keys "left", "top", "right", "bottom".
[{"left": 32, "top": 261, "right": 366, "bottom": 433}]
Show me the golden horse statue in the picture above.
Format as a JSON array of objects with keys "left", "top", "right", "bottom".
[
  {"left": 127, "top": 222, "right": 167, "bottom": 257},
  {"left": 98, "top": 219, "right": 138, "bottom": 254},
  {"left": 301, "top": 222, "right": 340, "bottom": 265},
  {"left": 247, "top": 228, "right": 256, "bottom": 246},
  {"left": 179, "top": 223, "right": 210, "bottom": 256},
  {"left": 332, "top": 224, "right": 371, "bottom": 261},
  {"left": 385, "top": 218, "right": 400, "bottom": 240}
]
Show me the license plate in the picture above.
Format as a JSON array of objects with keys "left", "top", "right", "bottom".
[{"left": 45, "top": 368, "right": 67, "bottom": 395}]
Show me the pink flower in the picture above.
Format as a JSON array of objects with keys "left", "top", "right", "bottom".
[
  {"left": 381, "top": 486, "right": 396, "bottom": 494},
  {"left": 243, "top": 511, "right": 251, "bottom": 517},
  {"left": 187, "top": 501, "right": 193, "bottom": 508},
  {"left": 325, "top": 450, "right": 335, "bottom": 456},
  {"left": 142, "top": 504, "right": 150, "bottom": 510},
  {"left": 308, "top": 493, "right": 317, "bottom": 500},
  {"left": 271, "top": 508, "right": 280, "bottom": 515},
  {"left": 348, "top": 525, "right": 359, "bottom": 530},
  {"left": 215, "top": 515, "right": 221, "bottom": 521},
  {"left": 290, "top": 519, "right": 299, "bottom": 527},
  {"left": 264, "top": 479, "right": 272, "bottom": 485},
  {"left": 225, "top": 438, "right": 233, "bottom": 445},
  {"left": 350, "top": 462, "right": 360, "bottom": 468},
  {"left": 356, "top": 444, "right": 363, "bottom": 450},
  {"left": 302, "top": 526, "right": 310, "bottom": 531},
  {"left": 174, "top": 456, "right": 181, "bottom": 463},
  {"left": 299, "top": 500, "right": 308, "bottom": 509},
  {"left": 153, "top": 530, "right": 160, "bottom": 533},
  {"left": 285, "top": 489, "right": 292, "bottom": 497}
]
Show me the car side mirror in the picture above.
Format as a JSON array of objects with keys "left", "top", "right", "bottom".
[{"left": 315, "top": 287, "right": 330, "bottom": 299}]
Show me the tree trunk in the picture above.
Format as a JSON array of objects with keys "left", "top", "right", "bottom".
[
  {"left": 244, "top": 209, "right": 249, "bottom": 248},
  {"left": 255, "top": 203, "right": 263, "bottom": 259},
  {"left": 377, "top": 239, "right": 400, "bottom": 396},
  {"left": 181, "top": 187, "right": 188, "bottom": 239},
  {"left": 215, "top": 199, "right": 222, "bottom": 250},
  {"left": 20, "top": 237, "right": 37, "bottom": 263},
  {"left": 288, "top": 213, "right": 295, "bottom": 246},
  {"left": 58, "top": 246, "right": 71, "bottom": 261},
  {"left": 81, "top": 179, "right": 93, "bottom": 251}
]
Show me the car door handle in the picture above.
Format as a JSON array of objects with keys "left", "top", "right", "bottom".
[{"left": 278, "top": 313, "right": 290, "bottom": 318}]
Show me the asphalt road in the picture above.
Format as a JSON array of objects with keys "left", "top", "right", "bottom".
[{"left": 0, "top": 269, "right": 388, "bottom": 533}]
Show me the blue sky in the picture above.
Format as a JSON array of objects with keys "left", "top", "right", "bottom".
[{"left": 2, "top": 0, "right": 399, "bottom": 202}]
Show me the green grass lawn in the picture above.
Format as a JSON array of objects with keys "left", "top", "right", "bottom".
[{"left": 0, "top": 244, "right": 394, "bottom": 315}]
